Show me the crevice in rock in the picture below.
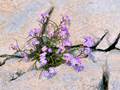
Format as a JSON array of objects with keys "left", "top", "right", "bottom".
[
  {"left": 0, "top": 54, "right": 23, "bottom": 66},
  {"left": 92, "top": 33, "right": 120, "bottom": 52},
  {"left": 9, "top": 70, "right": 25, "bottom": 82},
  {"left": 68, "top": 32, "right": 120, "bottom": 53},
  {"left": 92, "top": 31, "right": 109, "bottom": 49},
  {"left": 99, "top": 61, "right": 109, "bottom": 90}
]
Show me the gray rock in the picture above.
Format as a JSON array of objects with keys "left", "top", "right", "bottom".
[
  {"left": 0, "top": 63, "right": 102, "bottom": 90},
  {"left": 0, "top": 0, "right": 120, "bottom": 90}
]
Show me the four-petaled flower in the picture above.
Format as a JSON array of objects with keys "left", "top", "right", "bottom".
[
  {"left": 32, "top": 39, "right": 39, "bottom": 46},
  {"left": 59, "top": 26, "right": 70, "bottom": 39},
  {"left": 83, "top": 36, "right": 94, "bottom": 47},
  {"left": 61, "top": 15, "right": 71, "bottom": 26},
  {"left": 41, "top": 68, "right": 56, "bottom": 79},
  {"left": 40, "top": 52, "right": 47, "bottom": 66},
  {"left": 63, "top": 53, "right": 84, "bottom": 72},
  {"left": 63, "top": 39, "right": 72, "bottom": 46},
  {"left": 39, "top": 12, "right": 49, "bottom": 24},
  {"left": 29, "top": 28, "right": 41, "bottom": 37},
  {"left": 56, "top": 45, "right": 65, "bottom": 54},
  {"left": 73, "top": 65, "right": 84, "bottom": 72},
  {"left": 63, "top": 53, "right": 73, "bottom": 63},
  {"left": 48, "top": 48, "right": 52, "bottom": 53}
]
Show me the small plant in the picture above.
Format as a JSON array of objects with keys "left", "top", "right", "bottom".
[{"left": 1, "top": 7, "right": 119, "bottom": 79}]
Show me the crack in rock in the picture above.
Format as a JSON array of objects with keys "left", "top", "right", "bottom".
[
  {"left": 9, "top": 70, "right": 25, "bottom": 82},
  {"left": 99, "top": 61, "right": 110, "bottom": 90}
]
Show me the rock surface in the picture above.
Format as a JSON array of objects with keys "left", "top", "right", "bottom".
[{"left": 0, "top": 0, "right": 120, "bottom": 90}]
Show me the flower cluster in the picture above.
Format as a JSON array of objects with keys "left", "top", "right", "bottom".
[
  {"left": 10, "top": 8, "right": 94, "bottom": 79},
  {"left": 63, "top": 53, "right": 84, "bottom": 72},
  {"left": 83, "top": 36, "right": 94, "bottom": 58},
  {"left": 41, "top": 67, "right": 56, "bottom": 79}
]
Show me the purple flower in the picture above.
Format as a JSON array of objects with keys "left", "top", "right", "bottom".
[
  {"left": 42, "top": 46, "right": 48, "bottom": 52},
  {"left": 42, "top": 71, "right": 51, "bottom": 79},
  {"left": 56, "top": 48, "right": 62, "bottom": 54},
  {"left": 56, "top": 45, "right": 65, "bottom": 54},
  {"left": 39, "top": 12, "right": 49, "bottom": 24},
  {"left": 40, "top": 52, "right": 47, "bottom": 57},
  {"left": 71, "top": 57, "right": 84, "bottom": 72},
  {"left": 34, "top": 28, "right": 41, "bottom": 34},
  {"left": 29, "top": 28, "right": 41, "bottom": 37},
  {"left": 73, "top": 65, "right": 84, "bottom": 72},
  {"left": 48, "top": 67, "right": 56, "bottom": 76},
  {"left": 48, "top": 48, "right": 52, "bottom": 53},
  {"left": 84, "top": 47, "right": 95, "bottom": 61},
  {"left": 61, "top": 15, "right": 71, "bottom": 26},
  {"left": 32, "top": 39, "right": 39, "bottom": 46},
  {"left": 63, "top": 53, "right": 73, "bottom": 63},
  {"left": 71, "top": 57, "right": 82, "bottom": 66},
  {"left": 29, "top": 31, "right": 34, "bottom": 37},
  {"left": 59, "top": 26, "right": 70, "bottom": 39},
  {"left": 40, "top": 52, "right": 47, "bottom": 66},
  {"left": 63, "top": 53, "right": 84, "bottom": 72},
  {"left": 64, "top": 53, "right": 82, "bottom": 66},
  {"left": 40, "top": 59, "right": 47, "bottom": 66},
  {"left": 70, "top": 58, "right": 78, "bottom": 66},
  {"left": 75, "top": 57, "right": 81, "bottom": 64},
  {"left": 84, "top": 48, "right": 92, "bottom": 55},
  {"left": 63, "top": 39, "right": 72, "bottom": 46},
  {"left": 40, "top": 52, "right": 47, "bottom": 60},
  {"left": 83, "top": 36, "right": 94, "bottom": 47},
  {"left": 41, "top": 68, "right": 57, "bottom": 79},
  {"left": 84, "top": 48, "right": 95, "bottom": 62}
]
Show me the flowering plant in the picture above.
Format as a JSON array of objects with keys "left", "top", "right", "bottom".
[
  {"left": 0, "top": 7, "right": 93, "bottom": 78},
  {"left": 21, "top": 8, "right": 86, "bottom": 78},
  {"left": 0, "top": 7, "right": 96, "bottom": 79}
]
